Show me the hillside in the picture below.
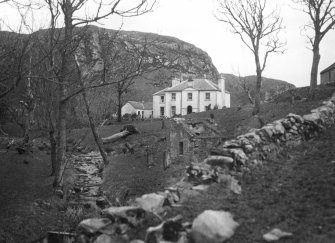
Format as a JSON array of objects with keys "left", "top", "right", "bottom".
[{"left": 223, "top": 73, "right": 296, "bottom": 106}]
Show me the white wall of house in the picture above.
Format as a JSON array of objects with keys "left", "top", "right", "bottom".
[
  {"left": 153, "top": 95, "right": 163, "bottom": 118},
  {"left": 152, "top": 78, "right": 230, "bottom": 118},
  {"left": 181, "top": 88, "right": 199, "bottom": 115},
  {"left": 122, "top": 102, "right": 152, "bottom": 118},
  {"left": 199, "top": 91, "right": 218, "bottom": 112},
  {"left": 225, "top": 92, "right": 231, "bottom": 108}
]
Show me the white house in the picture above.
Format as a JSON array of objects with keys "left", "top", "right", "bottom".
[
  {"left": 121, "top": 101, "right": 153, "bottom": 119},
  {"left": 152, "top": 77, "right": 230, "bottom": 118}
]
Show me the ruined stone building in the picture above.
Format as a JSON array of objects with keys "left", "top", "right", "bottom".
[{"left": 168, "top": 118, "right": 224, "bottom": 164}]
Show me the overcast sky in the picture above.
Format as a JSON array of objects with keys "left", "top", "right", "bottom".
[{"left": 1, "top": 0, "right": 335, "bottom": 87}]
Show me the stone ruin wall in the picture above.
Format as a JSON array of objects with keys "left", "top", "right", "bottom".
[{"left": 168, "top": 120, "right": 222, "bottom": 164}]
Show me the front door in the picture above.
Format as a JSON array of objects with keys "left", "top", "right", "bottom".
[{"left": 187, "top": 105, "right": 192, "bottom": 114}]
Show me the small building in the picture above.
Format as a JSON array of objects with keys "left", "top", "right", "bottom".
[
  {"left": 321, "top": 62, "right": 335, "bottom": 85},
  {"left": 168, "top": 118, "right": 224, "bottom": 165},
  {"left": 121, "top": 101, "right": 153, "bottom": 119},
  {"left": 152, "top": 76, "right": 230, "bottom": 118}
]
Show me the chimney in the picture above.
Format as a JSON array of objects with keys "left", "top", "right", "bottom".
[{"left": 187, "top": 77, "right": 194, "bottom": 88}]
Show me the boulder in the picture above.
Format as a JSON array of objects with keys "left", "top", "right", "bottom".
[
  {"left": 230, "top": 148, "right": 248, "bottom": 165},
  {"left": 103, "top": 206, "right": 146, "bottom": 227},
  {"left": 78, "top": 218, "right": 112, "bottom": 234},
  {"left": 273, "top": 121, "right": 285, "bottom": 135},
  {"left": 287, "top": 113, "right": 304, "bottom": 123},
  {"left": 93, "top": 234, "right": 114, "bottom": 243},
  {"left": 303, "top": 113, "right": 321, "bottom": 125},
  {"left": 263, "top": 228, "right": 292, "bottom": 242},
  {"left": 135, "top": 193, "right": 169, "bottom": 213},
  {"left": 204, "top": 156, "right": 234, "bottom": 167},
  {"left": 191, "top": 210, "right": 239, "bottom": 243},
  {"left": 146, "top": 215, "right": 184, "bottom": 243}
]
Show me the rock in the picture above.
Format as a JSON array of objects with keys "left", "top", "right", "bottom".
[
  {"left": 303, "top": 112, "right": 321, "bottom": 125},
  {"left": 287, "top": 113, "right": 304, "bottom": 123},
  {"left": 146, "top": 215, "right": 184, "bottom": 243},
  {"left": 222, "top": 140, "right": 242, "bottom": 148},
  {"left": 243, "top": 144, "right": 254, "bottom": 153},
  {"left": 273, "top": 121, "right": 285, "bottom": 135},
  {"left": 263, "top": 228, "right": 293, "bottom": 242},
  {"left": 210, "top": 147, "right": 234, "bottom": 157},
  {"left": 204, "top": 156, "right": 234, "bottom": 167},
  {"left": 135, "top": 193, "right": 169, "bottom": 213},
  {"left": 230, "top": 149, "right": 248, "bottom": 165},
  {"left": 192, "top": 184, "right": 210, "bottom": 191},
  {"left": 103, "top": 206, "right": 146, "bottom": 227},
  {"left": 218, "top": 174, "right": 241, "bottom": 194},
  {"left": 93, "top": 234, "right": 113, "bottom": 243},
  {"left": 191, "top": 210, "right": 239, "bottom": 243},
  {"left": 96, "top": 197, "right": 110, "bottom": 208},
  {"left": 78, "top": 218, "right": 112, "bottom": 234},
  {"left": 130, "top": 240, "right": 146, "bottom": 243},
  {"left": 261, "top": 126, "right": 274, "bottom": 138}
]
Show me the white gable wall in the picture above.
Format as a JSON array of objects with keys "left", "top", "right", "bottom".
[
  {"left": 225, "top": 92, "right": 231, "bottom": 108},
  {"left": 153, "top": 95, "right": 162, "bottom": 118},
  {"left": 121, "top": 103, "right": 136, "bottom": 116}
]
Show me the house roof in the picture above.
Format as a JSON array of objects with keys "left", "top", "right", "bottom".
[
  {"left": 321, "top": 62, "right": 335, "bottom": 74},
  {"left": 153, "top": 79, "right": 221, "bottom": 96},
  {"left": 127, "top": 101, "right": 153, "bottom": 110},
  {"left": 153, "top": 87, "right": 169, "bottom": 96},
  {"left": 166, "top": 78, "right": 221, "bottom": 92}
]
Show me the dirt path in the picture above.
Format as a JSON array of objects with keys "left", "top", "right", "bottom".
[{"left": 172, "top": 125, "right": 335, "bottom": 243}]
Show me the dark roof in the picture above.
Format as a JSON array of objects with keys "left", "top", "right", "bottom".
[
  {"left": 321, "top": 62, "right": 335, "bottom": 74},
  {"left": 153, "top": 79, "right": 220, "bottom": 95},
  {"left": 127, "top": 101, "right": 153, "bottom": 110}
]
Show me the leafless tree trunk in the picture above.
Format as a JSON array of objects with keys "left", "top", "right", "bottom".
[
  {"left": 82, "top": 90, "right": 109, "bottom": 165},
  {"left": 215, "top": 0, "right": 285, "bottom": 114},
  {"left": 293, "top": 0, "right": 335, "bottom": 98}
]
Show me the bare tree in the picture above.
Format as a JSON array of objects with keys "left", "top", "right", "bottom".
[
  {"left": 215, "top": 0, "right": 285, "bottom": 114},
  {"left": 43, "top": 0, "right": 157, "bottom": 188},
  {"left": 293, "top": 0, "right": 335, "bottom": 97}
]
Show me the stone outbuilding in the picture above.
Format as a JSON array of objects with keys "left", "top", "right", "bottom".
[
  {"left": 168, "top": 118, "right": 225, "bottom": 165},
  {"left": 121, "top": 101, "right": 153, "bottom": 119},
  {"left": 321, "top": 62, "right": 335, "bottom": 85}
]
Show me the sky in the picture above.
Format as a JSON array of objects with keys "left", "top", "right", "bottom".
[{"left": 1, "top": 0, "right": 335, "bottom": 87}]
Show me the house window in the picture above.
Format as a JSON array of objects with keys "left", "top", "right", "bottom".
[
  {"left": 205, "top": 93, "right": 210, "bottom": 100},
  {"left": 171, "top": 106, "right": 176, "bottom": 115},
  {"left": 187, "top": 93, "right": 192, "bottom": 101},
  {"left": 160, "top": 107, "right": 165, "bottom": 116},
  {"left": 160, "top": 96, "right": 165, "bottom": 103},
  {"left": 179, "top": 141, "right": 184, "bottom": 154},
  {"left": 172, "top": 93, "right": 176, "bottom": 101},
  {"left": 138, "top": 111, "right": 141, "bottom": 115}
]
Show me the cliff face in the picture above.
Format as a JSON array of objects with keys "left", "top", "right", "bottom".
[{"left": 74, "top": 26, "right": 220, "bottom": 102}]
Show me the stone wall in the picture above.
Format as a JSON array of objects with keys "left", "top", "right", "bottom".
[{"left": 211, "top": 93, "right": 335, "bottom": 170}]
